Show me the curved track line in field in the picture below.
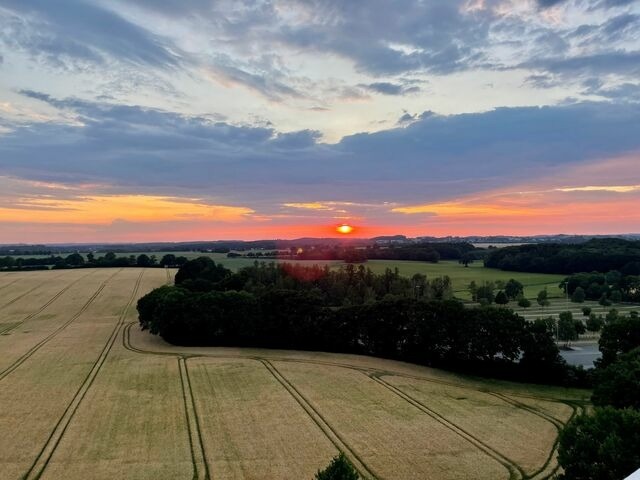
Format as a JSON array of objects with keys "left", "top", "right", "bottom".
[
  {"left": 0, "top": 269, "right": 122, "bottom": 382},
  {"left": 180, "top": 358, "right": 211, "bottom": 480},
  {"left": 260, "top": 359, "right": 380, "bottom": 480},
  {"left": 21, "top": 269, "right": 145, "bottom": 480},
  {"left": 122, "top": 327, "right": 379, "bottom": 480},
  {"left": 0, "top": 271, "right": 68, "bottom": 310},
  {"left": 1, "top": 270, "right": 97, "bottom": 336},
  {"left": 371, "top": 374, "right": 523, "bottom": 480},
  {"left": 122, "top": 326, "right": 583, "bottom": 480}
]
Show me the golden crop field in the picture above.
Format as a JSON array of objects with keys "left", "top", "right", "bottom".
[{"left": 0, "top": 269, "right": 589, "bottom": 480}]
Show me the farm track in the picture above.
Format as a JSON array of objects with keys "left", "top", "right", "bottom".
[
  {"left": 179, "top": 358, "right": 210, "bottom": 480},
  {"left": 123, "top": 324, "right": 578, "bottom": 480},
  {"left": 0, "top": 278, "right": 21, "bottom": 293},
  {"left": 0, "top": 271, "right": 68, "bottom": 310},
  {"left": 122, "top": 327, "right": 379, "bottom": 480},
  {"left": 371, "top": 374, "right": 524, "bottom": 480},
  {"left": 21, "top": 269, "right": 145, "bottom": 480},
  {"left": 0, "top": 269, "right": 122, "bottom": 382},
  {"left": 260, "top": 358, "right": 380, "bottom": 480},
  {"left": 1, "top": 270, "right": 96, "bottom": 336}
]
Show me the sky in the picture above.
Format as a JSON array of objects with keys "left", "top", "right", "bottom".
[{"left": 0, "top": 0, "right": 639, "bottom": 243}]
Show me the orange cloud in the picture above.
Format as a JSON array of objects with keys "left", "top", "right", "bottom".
[{"left": 0, "top": 195, "right": 255, "bottom": 224}]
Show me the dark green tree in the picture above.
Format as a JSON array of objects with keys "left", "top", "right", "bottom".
[
  {"left": 536, "top": 289, "right": 550, "bottom": 309},
  {"left": 557, "top": 407, "right": 640, "bottom": 480},
  {"left": 558, "top": 312, "right": 577, "bottom": 346},
  {"left": 65, "top": 253, "right": 85, "bottom": 266},
  {"left": 315, "top": 453, "right": 360, "bottom": 480},
  {"left": 494, "top": 290, "right": 509, "bottom": 306},
  {"left": 517, "top": 295, "right": 531, "bottom": 309},
  {"left": 570, "top": 286, "right": 586, "bottom": 303},
  {"left": 136, "top": 254, "right": 152, "bottom": 267},
  {"left": 458, "top": 253, "right": 474, "bottom": 267},
  {"left": 504, "top": 279, "right": 524, "bottom": 300},
  {"left": 592, "top": 348, "right": 640, "bottom": 410},
  {"left": 585, "top": 314, "right": 603, "bottom": 333},
  {"left": 598, "top": 314, "right": 640, "bottom": 367}
]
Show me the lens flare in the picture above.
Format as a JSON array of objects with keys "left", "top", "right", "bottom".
[{"left": 336, "top": 224, "right": 354, "bottom": 234}]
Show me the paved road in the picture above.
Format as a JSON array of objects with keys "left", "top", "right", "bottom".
[{"left": 560, "top": 343, "right": 601, "bottom": 369}]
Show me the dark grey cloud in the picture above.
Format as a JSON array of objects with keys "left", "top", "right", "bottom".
[
  {"left": 536, "top": 0, "right": 568, "bottom": 8},
  {"left": 2, "top": 92, "right": 640, "bottom": 206},
  {"left": 0, "top": 0, "right": 181, "bottom": 70},
  {"left": 362, "top": 82, "right": 421, "bottom": 96},
  {"left": 522, "top": 50, "right": 640, "bottom": 78}
]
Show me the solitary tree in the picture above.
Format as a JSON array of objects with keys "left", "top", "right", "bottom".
[
  {"left": 582, "top": 306, "right": 592, "bottom": 317},
  {"left": 458, "top": 253, "right": 474, "bottom": 267},
  {"left": 517, "top": 295, "right": 532, "bottom": 309},
  {"left": 537, "top": 289, "right": 550, "bottom": 310}
]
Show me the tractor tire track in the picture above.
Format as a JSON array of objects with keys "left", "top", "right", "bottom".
[
  {"left": 0, "top": 269, "right": 122, "bottom": 382},
  {"left": 0, "top": 277, "right": 21, "bottom": 293},
  {"left": 122, "top": 328, "right": 582, "bottom": 480},
  {"left": 1, "top": 270, "right": 96, "bottom": 336},
  {"left": 0, "top": 271, "right": 68, "bottom": 310},
  {"left": 180, "top": 358, "right": 211, "bottom": 480},
  {"left": 371, "top": 374, "right": 523, "bottom": 480},
  {"left": 21, "top": 269, "right": 145, "bottom": 480},
  {"left": 260, "top": 359, "right": 379, "bottom": 480},
  {"left": 122, "top": 328, "right": 378, "bottom": 480}
]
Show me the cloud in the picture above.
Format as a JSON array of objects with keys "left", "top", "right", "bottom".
[
  {"left": 536, "top": 0, "right": 568, "bottom": 9},
  {"left": 362, "top": 82, "right": 421, "bottom": 96},
  {"left": 0, "top": 0, "right": 182, "bottom": 70},
  {"left": 2, "top": 92, "right": 640, "bottom": 211}
]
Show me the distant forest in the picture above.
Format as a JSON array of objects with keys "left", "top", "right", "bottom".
[
  {"left": 0, "top": 253, "right": 187, "bottom": 271},
  {"left": 236, "top": 242, "right": 478, "bottom": 263},
  {"left": 485, "top": 239, "right": 640, "bottom": 274}
]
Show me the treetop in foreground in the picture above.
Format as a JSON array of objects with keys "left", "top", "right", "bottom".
[{"left": 315, "top": 453, "right": 360, "bottom": 480}]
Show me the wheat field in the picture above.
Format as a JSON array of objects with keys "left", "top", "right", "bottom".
[{"left": 0, "top": 268, "right": 589, "bottom": 480}]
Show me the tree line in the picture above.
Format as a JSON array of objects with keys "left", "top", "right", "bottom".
[
  {"left": 137, "top": 257, "right": 584, "bottom": 386},
  {"left": 485, "top": 238, "right": 640, "bottom": 274},
  {"left": 228, "top": 242, "right": 479, "bottom": 264},
  {"left": 0, "top": 253, "right": 189, "bottom": 271},
  {"left": 562, "top": 270, "right": 640, "bottom": 303}
]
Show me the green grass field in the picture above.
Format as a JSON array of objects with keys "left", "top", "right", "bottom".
[{"left": 0, "top": 268, "right": 590, "bottom": 480}]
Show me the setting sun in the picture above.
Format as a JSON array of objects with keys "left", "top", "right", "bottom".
[{"left": 336, "top": 224, "right": 354, "bottom": 234}]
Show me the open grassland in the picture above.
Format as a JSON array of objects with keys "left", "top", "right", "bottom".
[{"left": 0, "top": 269, "right": 589, "bottom": 480}]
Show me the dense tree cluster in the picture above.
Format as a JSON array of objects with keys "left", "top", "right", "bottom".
[
  {"left": 175, "top": 258, "right": 455, "bottom": 306},
  {"left": 561, "top": 271, "right": 640, "bottom": 303},
  {"left": 557, "top": 312, "right": 640, "bottom": 479},
  {"left": 138, "top": 257, "right": 581, "bottom": 386},
  {"left": 485, "top": 238, "right": 640, "bottom": 274}
]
